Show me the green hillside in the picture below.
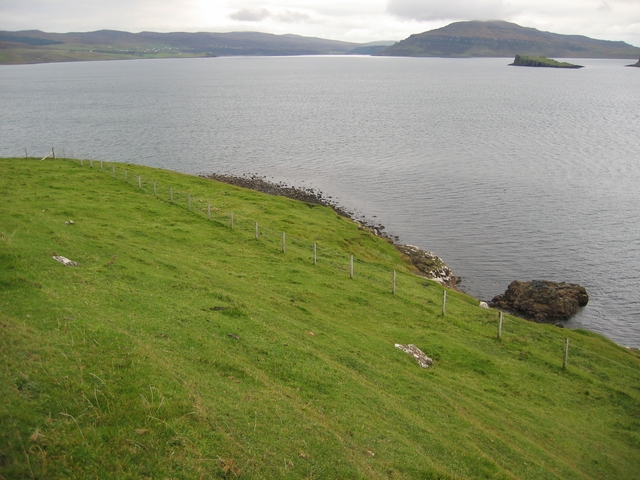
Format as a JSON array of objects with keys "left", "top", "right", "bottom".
[
  {"left": 1, "top": 158, "right": 639, "bottom": 479},
  {"left": 0, "top": 30, "right": 359, "bottom": 65}
]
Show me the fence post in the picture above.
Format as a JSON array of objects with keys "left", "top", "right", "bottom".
[
  {"left": 90, "top": 159, "right": 93, "bottom": 168},
  {"left": 393, "top": 270, "right": 397, "bottom": 294},
  {"left": 52, "top": 147, "right": 56, "bottom": 160},
  {"left": 100, "top": 160, "right": 103, "bottom": 170},
  {"left": 112, "top": 165, "right": 115, "bottom": 177},
  {"left": 153, "top": 181, "right": 157, "bottom": 195},
  {"left": 124, "top": 170, "right": 127, "bottom": 182},
  {"left": 350, "top": 255, "right": 354, "bottom": 279},
  {"left": 188, "top": 195, "right": 191, "bottom": 211},
  {"left": 282, "top": 232, "right": 286, "bottom": 253},
  {"left": 170, "top": 188, "right": 173, "bottom": 203},
  {"left": 25, "top": 148, "right": 28, "bottom": 159},
  {"left": 138, "top": 175, "right": 142, "bottom": 189},
  {"left": 80, "top": 159, "right": 83, "bottom": 166},
  {"left": 498, "top": 311, "right": 503, "bottom": 339},
  {"left": 255, "top": 222, "right": 259, "bottom": 239},
  {"left": 207, "top": 203, "right": 211, "bottom": 220},
  {"left": 230, "top": 212, "right": 234, "bottom": 229},
  {"left": 313, "top": 242, "right": 317, "bottom": 265},
  {"left": 563, "top": 338, "right": 570, "bottom": 369},
  {"left": 442, "top": 290, "right": 447, "bottom": 315}
]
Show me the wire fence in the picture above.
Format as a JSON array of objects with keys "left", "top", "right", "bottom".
[{"left": 33, "top": 154, "right": 640, "bottom": 384}]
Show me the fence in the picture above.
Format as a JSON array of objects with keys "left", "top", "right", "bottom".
[{"left": 32, "top": 153, "right": 640, "bottom": 380}]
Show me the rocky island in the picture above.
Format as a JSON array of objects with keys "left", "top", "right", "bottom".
[
  {"left": 627, "top": 57, "right": 640, "bottom": 67},
  {"left": 490, "top": 280, "right": 589, "bottom": 322},
  {"left": 510, "top": 54, "right": 583, "bottom": 68}
]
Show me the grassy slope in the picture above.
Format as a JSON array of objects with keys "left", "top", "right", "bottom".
[{"left": 1, "top": 158, "right": 639, "bottom": 479}]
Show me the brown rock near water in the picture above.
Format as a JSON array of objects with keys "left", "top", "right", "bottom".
[{"left": 490, "top": 280, "right": 588, "bottom": 322}]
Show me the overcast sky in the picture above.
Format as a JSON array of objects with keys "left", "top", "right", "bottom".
[{"left": 1, "top": 0, "right": 639, "bottom": 46}]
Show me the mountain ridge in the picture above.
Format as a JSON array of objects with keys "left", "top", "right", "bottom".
[
  {"left": 0, "top": 29, "right": 363, "bottom": 64},
  {"left": 377, "top": 20, "right": 640, "bottom": 58}
]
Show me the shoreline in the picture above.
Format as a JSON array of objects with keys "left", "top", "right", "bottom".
[{"left": 201, "top": 173, "right": 458, "bottom": 289}]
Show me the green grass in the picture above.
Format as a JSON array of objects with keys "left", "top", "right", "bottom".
[{"left": 1, "top": 158, "right": 639, "bottom": 479}]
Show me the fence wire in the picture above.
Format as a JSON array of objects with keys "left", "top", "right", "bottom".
[{"left": 62, "top": 157, "right": 640, "bottom": 382}]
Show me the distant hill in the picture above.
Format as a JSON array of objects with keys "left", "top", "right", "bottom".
[
  {"left": 377, "top": 20, "right": 640, "bottom": 58},
  {"left": 0, "top": 30, "right": 361, "bottom": 64}
]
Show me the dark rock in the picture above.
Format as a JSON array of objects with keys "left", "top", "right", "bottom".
[{"left": 489, "top": 280, "right": 588, "bottom": 322}]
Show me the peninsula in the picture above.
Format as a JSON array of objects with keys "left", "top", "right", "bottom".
[{"left": 2, "top": 157, "right": 640, "bottom": 478}]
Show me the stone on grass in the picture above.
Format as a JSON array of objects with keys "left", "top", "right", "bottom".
[{"left": 395, "top": 344, "right": 433, "bottom": 368}]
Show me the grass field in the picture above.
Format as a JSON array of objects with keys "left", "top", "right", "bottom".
[{"left": 1, "top": 158, "right": 639, "bottom": 479}]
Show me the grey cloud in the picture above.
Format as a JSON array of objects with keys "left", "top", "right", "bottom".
[
  {"left": 276, "top": 11, "right": 314, "bottom": 23},
  {"left": 228, "top": 8, "right": 315, "bottom": 24},
  {"left": 386, "top": 0, "right": 514, "bottom": 22},
  {"left": 228, "top": 8, "right": 272, "bottom": 22}
]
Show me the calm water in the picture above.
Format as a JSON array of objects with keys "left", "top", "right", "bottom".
[{"left": 2, "top": 56, "right": 639, "bottom": 347}]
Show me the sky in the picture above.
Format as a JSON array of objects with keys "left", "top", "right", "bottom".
[{"left": 1, "top": 0, "right": 639, "bottom": 47}]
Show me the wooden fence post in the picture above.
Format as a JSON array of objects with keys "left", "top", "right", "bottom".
[
  {"left": 442, "top": 290, "right": 447, "bottom": 315},
  {"left": 207, "top": 202, "right": 211, "bottom": 220},
  {"left": 350, "top": 255, "right": 354, "bottom": 279},
  {"left": 52, "top": 147, "right": 55, "bottom": 160},
  {"left": 100, "top": 160, "right": 103, "bottom": 170},
  {"left": 563, "top": 338, "right": 570, "bottom": 369},
  {"left": 230, "top": 212, "right": 234, "bottom": 229},
  {"left": 282, "top": 232, "right": 286, "bottom": 253},
  {"left": 170, "top": 188, "right": 173, "bottom": 203},
  {"left": 393, "top": 270, "right": 397, "bottom": 295},
  {"left": 112, "top": 165, "right": 115, "bottom": 177},
  {"left": 138, "top": 175, "right": 142, "bottom": 189},
  {"left": 313, "top": 243, "right": 317, "bottom": 265},
  {"left": 25, "top": 148, "right": 28, "bottom": 159},
  {"left": 255, "top": 222, "right": 259, "bottom": 239},
  {"left": 90, "top": 159, "right": 93, "bottom": 168},
  {"left": 188, "top": 195, "right": 191, "bottom": 211}
]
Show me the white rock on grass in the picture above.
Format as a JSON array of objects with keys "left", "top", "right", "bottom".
[{"left": 52, "top": 256, "right": 79, "bottom": 266}]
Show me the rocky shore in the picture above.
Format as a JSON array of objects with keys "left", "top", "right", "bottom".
[{"left": 202, "top": 173, "right": 457, "bottom": 289}]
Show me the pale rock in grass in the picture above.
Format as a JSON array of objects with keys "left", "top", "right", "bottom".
[
  {"left": 395, "top": 344, "right": 433, "bottom": 368},
  {"left": 52, "top": 255, "right": 79, "bottom": 266}
]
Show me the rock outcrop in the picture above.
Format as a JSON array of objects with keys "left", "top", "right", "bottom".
[
  {"left": 627, "top": 57, "right": 640, "bottom": 67},
  {"left": 395, "top": 244, "right": 457, "bottom": 289},
  {"left": 490, "top": 280, "right": 588, "bottom": 321}
]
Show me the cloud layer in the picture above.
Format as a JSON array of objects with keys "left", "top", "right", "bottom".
[{"left": 387, "top": 0, "right": 514, "bottom": 22}]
